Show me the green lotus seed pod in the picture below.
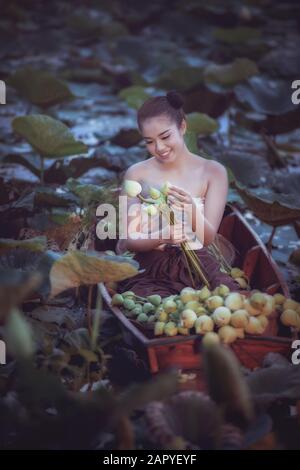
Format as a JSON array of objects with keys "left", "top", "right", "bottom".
[
  {"left": 143, "top": 302, "right": 155, "bottom": 314},
  {"left": 137, "top": 313, "right": 148, "bottom": 323},
  {"left": 123, "top": 298, "right": 136, "bottom": 310},
  {"left": 148, "top": 314, "right": 156, "bottom": 323},
  {"left": 149, "top": 187, "right": 161, "bottom": 200},
  {"left": 147, "top": 294, "right": 162, "bottom": 306},
  {"left": 112, "top": 293, "right": 124, "bottom": 306},
  {"left": 154, "top": 321, "right": 165, "bottom": 336},
  {"left": 131, "top": 305, "right": 143, "bottom": 316}
]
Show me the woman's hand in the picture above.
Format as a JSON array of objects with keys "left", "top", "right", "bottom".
[
  {"left": 161, "top": 221, "right": 188, "bottom": 245},
  {"left": 167, "top": 185, "right": 193, "bottom": 209}
]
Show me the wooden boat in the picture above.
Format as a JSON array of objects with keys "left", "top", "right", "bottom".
[{"left": 100, "top": 203, "right": 293, "bottom": 386}]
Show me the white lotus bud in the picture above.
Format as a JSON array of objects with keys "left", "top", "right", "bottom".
[
  {"left": 224, "top": 292, "right": 243, "bottom": 311},
  {"left": 283, "top": 299, "right": 300, "bottom": 312},
  {"left": 178, "top": 326, "right": 190, "bottom": 335},
  {"left": 250, "top": 292, "right": 268, "bottom": 310},
  {"left": 261, "top": 294, "right": 275, "bottom": 317},
  {"left": 154, "top": 321, "right": 165, "bottom": 336},
  {"left": 235, "top": 277, "right": 248, "bottom": 289},
  {"left": 217, "top": 284, "right": 230, "bottom": 297},
  {"left": 230, "top": 309, "right": 249, "bottom": 328},
  {"left": 273, "top": 293, "right": 286, "bottom": 305},
  {"left": 144, "top": 204, "right": 158, "bottom": 216},
  {"left": 211, "top": 306, "right": 231, "bottom": 327},
  {"left": 206, "top": 295, "right": 223, "bottom": 311},
  {"left": 185, "top": 300, "right": 201, "bottom": 311},
  {"left": 180, "top": 309, "right": 197, "bottom": 328},
  {"left": 257, "top": 314, "right": 269, "bottom": 332},
  {"left": 124, "top": 179, "right": 142, "bottom": 197},
  {"left": 231, "top": 267, "right": 244, "bottom": 279},
  {"left": 195, "top": 315, "right": 214, "bottom": 334},
  {"left": 161, "top": 181, "right": 172, "bottom": 195},
  {"left": 163, "top": 299, "right": 177, "bottom": 313},
  {"left": 196, "top": 306, "right": 208, "bottom": 317}
]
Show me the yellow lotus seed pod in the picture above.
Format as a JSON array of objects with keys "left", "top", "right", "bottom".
[
  {"left": 230, "top": 309, "right": 249, "bottom": 329},
  {"left": 180, "top": 309, "right": 197, "bottom": 328},
  {"left": 202, "top": 331, "right": 220, "bottom": 346},
  {"left": 195, "top": 315, "right": 214, "bottom": 334},
  {"left": 211, "top": 306, "right": 231, "bottom": 327},
  {"left": 244, "top": 299, "right": 261, "bottom": 316},
  {"left": 206, "top": 295, "right": 223, "bottom": 311},
  {"left": 154, "top": 321, "right": 165, "bottom": 336},
  {"left": 224, "top": 293, "right": 244, "bottom": 311},
  {"left": 218, "top": 325, "right": 238, "bottom": 344},
  {"left": 273, "top": 293, "right": 286, "bottom": 305},
  {"left": 164, "top": 321, "right": 178, "bottom": 337},
  {"left": 197, "top": 286, "right": 211, "bottom": 301}
]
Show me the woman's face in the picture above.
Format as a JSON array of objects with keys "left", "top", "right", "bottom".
[{"left": 141, "top": 115, "right": 186, "bottom": 164}]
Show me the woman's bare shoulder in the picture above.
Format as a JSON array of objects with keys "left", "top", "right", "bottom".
[{"left": 124, "top": 158, "right": 155, "bottom": 180}]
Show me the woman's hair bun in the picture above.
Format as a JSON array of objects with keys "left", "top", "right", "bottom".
[{"left": 166, "top": 90, "right": 184, "bottom": 109}]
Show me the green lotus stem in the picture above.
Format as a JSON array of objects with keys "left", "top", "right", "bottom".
[
  {"left": 210, "top": 241, "right": 232, "bottom": 273},
  {"left": 181, "top": 246, "right": 196, "bottom": 288},
  {"left": 137, "top": 194, "right": 157, "bottom": 204}
]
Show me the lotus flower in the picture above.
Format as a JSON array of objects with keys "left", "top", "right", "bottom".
[{"left": 124, "top": 179, "right": 142, "bottom": 197}]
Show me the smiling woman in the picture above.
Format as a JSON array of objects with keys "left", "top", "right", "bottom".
[{"left": 117, "top": 91, "right": 240, "bottom": 297}]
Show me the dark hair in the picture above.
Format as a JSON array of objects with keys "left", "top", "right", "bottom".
[{"left": 137, "top": 90, "right": 185, "bottom": 131}]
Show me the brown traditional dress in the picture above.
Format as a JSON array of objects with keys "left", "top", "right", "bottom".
[{"left": 118, "top": 243, "right": 241, "bottom": 297}]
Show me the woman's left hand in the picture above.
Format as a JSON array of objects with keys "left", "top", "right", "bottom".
[{"left": 167, "top": 185, "right": 193, "bottom": 209}]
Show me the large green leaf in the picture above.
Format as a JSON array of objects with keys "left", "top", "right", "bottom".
[
  {"left": 204, "top": 58, "right": 259, "bottom": 87},
  {"left": 233, "top": 180, "right": 300, "bottom": 226},
  {"left": 186, "top": 112, "right": 219, "bottom": 135},
  {"left": 8, "top": 67, "right": 74, "bottom": 107},
  {"left": 12, "top": 115, "right": 88, "bottom": 158},
  {"left": 119, "top": 86, "right": 150, "bottom": 109},
  {"left": 50, "top": 251, "right": 140, "bottom": 297}
]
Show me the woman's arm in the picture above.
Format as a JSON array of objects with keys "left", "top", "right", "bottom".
[{"left": 167, "top": 161, "right": 228, "bottom": 247}]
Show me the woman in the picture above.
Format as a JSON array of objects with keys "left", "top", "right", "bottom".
[{"left": 117, "top": 91, "right": 240, "bottom": 297}]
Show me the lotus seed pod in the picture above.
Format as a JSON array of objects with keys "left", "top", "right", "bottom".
[
  {"left": 230, "top": 267, "right": 244, "bottom": 279},
  {"left": 283, "top": 299, "right": 299, "bottom": 311},
  {"left": 244, "top": 299, "right": 261, "bottom": 316},
  {"left": 131, "top": 305, "right": 143, "bottom": 316},
  {"left": 137, "top": 313, "right": 148, "bottom": 323},
  {"left": 154, "top": 321, "right": 165, "bottom": 336},
  {"left": 202, "top": 332, "right": 220, "bottom": 346},
  {"left": 211, "top": 306, "right": 231, "bottom": 327},
  {"left": 195, "top": 315, "right": 214, "bottom": 334},
  {"left": 157, "top": 310, "right": 168, "bottom": 322},
  {"left": 122, "top": 291, "right": 136, "bottom": 298},
  {"left": 145, "top": 204, "right": 158, "bottom": 217},
  {"left": 196, "top": 306, "right": 208, "bottom": 317},
  {"left": 180, "top": 287, "right": 198, "bottom": 304},
  {"left": 230, "top": 309, "right": 249, "bottom": 329},
  {"left": 185, "top": 300, "right": 201, "bottom": 311},
  {"left": 206, "top": 295, "right": 223, "bottom": 311},
  {"left": 112, "top": 293, "right": 124, "bottom": 306},
  {"left": 224, "top": 293, "right": 243, "bottom": 311},
  {"left": 149, "top": 187, "right": 161, "bottom": 200},
  {"left": 163, "top": 299, "right": 178, "bottom": 313},
  {"left": 148, "top": 314, "right": 156, "bottom": 323},
  {"left": 261, "top": 294, "right": 275, "bottom": 317},
  {"left": 178, "top": 326, "right": 190, "bottom": 335},
  {"left": 180, "top": 309, "right": 197, "bottom": 328},
  {"left": 257, "top": 315, "right": 269, "bottom": 332},
  {"left": 197, "top": 286, "right": 211, "bottom": 301},
  {"left": 217, "top": 284, "right": 230, "bottom": 297},
  {"left": 164, "top": 321, "right": 178, "bottom": 337},
  {"left": 143, "top": 302, "right": 155, "bottom": 314},
  {"left": 235, "top": 277, "right": 248, "bottom": 289},
  {"left": 147, "top": 294, "right": 162, "bottom": 306},
  {"left": 218, "top": 325, "right": 238, "bottom": 344},
  {"left": 250, "top": 292, "right": 267, "bottom": 310},
  {"left": 245, "top": 317, "right": 264, "bottom": 335},
  {"left": 281, "top": 309, "right": 300, "bottom": 328},
  {"left": 124, "top": 179, "right": 142, "bottom": 197},
  {"left": 123, "top": 298, "right": 136, "bottom": 310},
  {"left": 273, "top": 293, "right": 286, "bottom": 305}
]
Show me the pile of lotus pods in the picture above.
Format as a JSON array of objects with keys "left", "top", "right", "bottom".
[{"left": 111, "top": 285, "right": 300, "bottom": 345}]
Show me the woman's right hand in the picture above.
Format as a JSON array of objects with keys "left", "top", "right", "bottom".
[{"left": 161, "top": 221, "right": 188, "bottom": 245}]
